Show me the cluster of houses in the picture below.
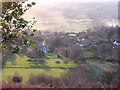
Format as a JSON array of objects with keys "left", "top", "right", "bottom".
[
  {"left": 26, "top": 31, "right": 119, "bottom": 56},
  {"left": 69, "top": 33, "right": 98, "bottom": 47},
  {"left": 69, "top": 33, "right": 120, "bottom": 47}
]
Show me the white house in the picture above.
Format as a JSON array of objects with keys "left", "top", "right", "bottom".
[
  {"left": 69, "top": 34, "right": 77, "bottom": 37},
  {"left": 80, "top": 44, "right": 84, "bottom": 47},
  {"left": 113, "top": 41, "right": 120, "bottom": 46}
]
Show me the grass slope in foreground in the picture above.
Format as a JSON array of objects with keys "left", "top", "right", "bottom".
[{"left": 2, "top": 53, "right": 77, "bottom": 84}]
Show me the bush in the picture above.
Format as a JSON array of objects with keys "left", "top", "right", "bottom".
[
  {"left": 98, "top": 71, "right": 115, "bottom": 88},
  {"left": 12, "top": 76, "right": 22, "bottom": 83},
  {"left": 28, "top": 74, "right": 61, "bottom": 87},
  {"left": 57, "top": 54, "right": 60, "bottom": 58},
  {"left": 61, "top": 64, "right": 95, "bottom": 88},
  {"left": 55, "top": 61, "right": 61, "bottom": 64},
  {"left": 12, "top": 72, "right": 22, "bottom": 83},
  {"left": 110, "top": 67, "right": 120, "bottom": 88}
]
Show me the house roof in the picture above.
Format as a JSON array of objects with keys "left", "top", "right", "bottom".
[
  {"left": 35, "top": 45, "right": 49, "bottom": 50},
  {"left": 69, "top": 34, "right": 77, "bottom": 37}
]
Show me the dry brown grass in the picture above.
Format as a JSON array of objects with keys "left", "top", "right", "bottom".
[{"left": 2, "top": 82, "right": 51, "bottom": 88}]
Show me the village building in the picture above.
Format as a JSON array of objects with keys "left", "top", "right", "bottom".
[
  {"left": 35, "top": 45, "right": 49, "bottom": 53},
  {"left": 69, "top": 33, "right": 77, "bottom": 37},
  {"left": 113, "top": 40, "right": 120, "bottom": 46},
  {"left": 27, "top": 41, "right": 49, "bottom": 58}
]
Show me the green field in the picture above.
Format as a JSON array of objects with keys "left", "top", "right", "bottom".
[{"left": 2, "top": 53, "right": 77, "bottom": 84}]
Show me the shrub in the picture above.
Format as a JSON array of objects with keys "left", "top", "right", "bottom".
[
  {"left": 57, "top": 54, "right": 60, "bottom": 58},
  {"left": 65, "top": 51, "right": 68, "bottom": 57},
  {"left": 55, "top": 61, "right": 61, "bottom": 64},
  {"left": 28, "top": 74, "right": 61, "bottom": 87},
  {"left": 12, "top": 72, "right": 22, "bottom": 83},
  {"left": 110, "top": 67, "right": 120, "bottom": 88},
  {"left": 2, "top": 82, "right": 50, "bottom": 88},
  {"left": 61, "top": 64, "right": 95, "bottom": 88},
  {"left": 98, "top": 71, "right": 115, "bottom": 88},
  {"left": 12, "top": 76, "right": 22, "bottom": 83}
]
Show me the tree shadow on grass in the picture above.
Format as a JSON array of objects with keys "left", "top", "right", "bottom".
[
  {"left": 46, "top": 53, "right": 56, "bottom": 56},
  {"left": 44, "top": 56, "right": 50, "bottom": 60},
  {"left": 29, "top": 61, "right": 52, "bottom": 72},
  {"left": 41, "top": 68, "right": 51, "bottom": 72},
  {"left": 3, "top": 54, "right": 17, "bottom": 68},
  {"left": 33, "top": 65, "right": 51, "bottom": 72},
  {"left": 28, "top": 61, "right": 73, "bottom": 72},
  {"left": 59, "top": 56, "right": 67, "bottom": 61}
]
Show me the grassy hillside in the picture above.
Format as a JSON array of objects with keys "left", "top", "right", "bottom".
[
  {"left": 2, "top": 53, "right": 77, "bottom": 84},
  {"left": 2, "top": 53, "right": 118, "bottom": 85},
  {"left": 86, "top": 59, "right": 118, "bottom": 83}
]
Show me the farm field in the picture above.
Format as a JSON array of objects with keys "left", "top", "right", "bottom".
[{"left": 2, "top": 53, "right": 77, "bottom": 84}]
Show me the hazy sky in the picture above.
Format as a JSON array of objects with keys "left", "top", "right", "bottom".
[
  {"left": 27, "top": 0, "right": 119, "bottom": 3},
  {"left": 27, "top": 0, "right": 119, "bottom": 2},
  {"left": 23, "top": 0, "right": 118, "bottom": 31},
  {"left": 24, "top": 0, "right": 119, "bottom": 9},
  {"left": 25, "top": 0, "right": 119, "bottom": 6},
  {"left": 24, "top": 0, "right": 119, "bottom": 8}
]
